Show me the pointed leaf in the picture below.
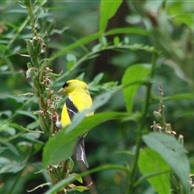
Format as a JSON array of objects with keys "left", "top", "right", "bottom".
[
  {"left": 122, "top": 64, "right": 151, "bottom": 113},
  {"left": 69, "top": 173, "right": 83, "bottom": 184},
  {"left": 43, "top": 111, "right": 127, "bottom": 167},
  {"left": 99, "top": 0, "right": 122, "bottom": 33},
  {"left": 143, "top": 132, "right": 190, "bottom": 193},
  {"left": 70, "top": 185, "right": 89, "bottom": 192},
  {"left": 138, "top": 147, "right": 170, "bottom": 194},
  {"left": 0, "top": 157, "right": 25, "bottom": 173},
  {"left": 1, "top": 142, "right": 19, "bottom": 156}
]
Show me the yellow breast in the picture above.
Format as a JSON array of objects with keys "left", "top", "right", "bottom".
[
  {"left": 60, "top": 90, "right": 93, "bottom": 128},
  {"left": 61, "top": 103, "right": 71, "bottom": 128}
]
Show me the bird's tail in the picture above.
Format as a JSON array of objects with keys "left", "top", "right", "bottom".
[{"left": 76, "top": 136, "right": 89, "bottom": 168}]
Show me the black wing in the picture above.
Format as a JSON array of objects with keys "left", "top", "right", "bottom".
[{"left": 66, "top": 97, "right": 78, "bottom": 120}]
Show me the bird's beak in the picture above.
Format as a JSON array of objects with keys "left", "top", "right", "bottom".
[{"left": 58, "top": 88, "right": 66, "bottom": 94}]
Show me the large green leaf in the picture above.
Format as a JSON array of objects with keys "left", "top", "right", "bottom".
[
  {"left": 143, "top": 132, "right": 190, "bottom": 193},
  {"left": 138, "top": 147, "right": 170, "bottom": 194},
  {"left": 122, "top": 64, "right": 151, "bottom": 113},
  {"left": 43, "top": 111, "right": 127, "bottom": 167},
  {"left": 99, "top": 0, "right": 122, "bottom": 33}
]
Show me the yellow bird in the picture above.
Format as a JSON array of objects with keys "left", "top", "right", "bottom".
[{"left": 58, "top": 79, "right": 93, "bottom": 168}]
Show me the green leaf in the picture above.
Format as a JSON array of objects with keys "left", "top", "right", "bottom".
[
  {"left": 92, "top": 43, "right": 103, "bottom": 52},
  {"left": 21, "top": 132, "right": 41, "bottom": 142},
  {"left": 69, "top": 173, "right": 83, "bottom": 184},
  {"left": 27, "top": 119, "right": 39, "bottom": 129},
  {"left": 9, "top": 123, "right": 35, "bottom": 132},
  {"left": 0, "top": 93, "right": 28, "bottom": 103},
  {"left": 165, "top": 60, "right": 193, "bottom": 84},
  {"left": 4, "top": 127, "right": 16, "bottom": 135},
  {"left": 1, "top": 142, "right": 19, "bottom": 156},
  {"left": 171, "top": 13, "right": 194, "bottom": 28},
  {"left": 0, "top": 157, "right": 26, "bottom": 174},
  {"left": 122, "top": 64, "right": 151, "bottom": 113},
  {"left": 17, "top": 110, "right": 37, "bottom": 120},
  {"left": 0, "top": 110, "right": 12, "bottom": 118},
  {"left": 43, "top": 111, "right": 127, "bottom": 167},
  {"left": 66, "top": 53, "right": 77, "bottom": 62},
  {"left": 138, "top": 147, "right": 170, "bottom": 194},
  {"left": 162, "top": 92, "right": 194, "bottom": 101},
  {"left": 43, "top": 136, "right": 75, "bottom": 168},
  {"left": 167, "top": 2, "right": 183, "bottom": 15},
  {"left": 66, "top": 61, "right": 75, "bottom": 70},
  {"left": 143, "top": 132, "right": 190, "bottom": 193},
  {"left": 113, "top": 36, "right": 120, "bottom": 46},
  {"left": 99, "top": 0, "right": 122, "bottom": 33},
  {"left": 17, "top": 141, "right": 32, "bottom": 154},
  {"left": 0, "top": 121, "right": 16, "bottom": 136},
  {"left": 91, "top": 73, "right": 104, "bottom": 85},
  {"left": 70, "top": 185, "right": 89, "bottom": 192}
]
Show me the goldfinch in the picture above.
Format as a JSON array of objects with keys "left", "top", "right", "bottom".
[{"left": 58, "top": 79, "right": 93, "bottom": 168}]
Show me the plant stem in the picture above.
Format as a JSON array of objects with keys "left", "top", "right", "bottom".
[{"left": 127, "top": 53, "right": 157, "bottom": 193}]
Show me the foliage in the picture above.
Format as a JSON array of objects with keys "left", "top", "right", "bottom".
[{"left": 0, "top": 0, "right": 194, "bottom": 194}]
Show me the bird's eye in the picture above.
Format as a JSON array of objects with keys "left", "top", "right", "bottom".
[{"left": 63, "top": 82, "right": 69, "bottom": 88}]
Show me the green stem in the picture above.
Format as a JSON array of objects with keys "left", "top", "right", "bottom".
[
  {"left": 160, "top": 100, "right": 167, "bottom": 129},
  {"left": 127, "top": 53, "right": 157, "bottom": 193}
]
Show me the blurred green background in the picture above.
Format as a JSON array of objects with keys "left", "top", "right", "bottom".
[{"left": 0, "top": 0, "right": 194, "bottom": 193}]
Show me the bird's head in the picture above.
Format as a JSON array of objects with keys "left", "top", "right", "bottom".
[{"left": 58, "top": 79, "right": 88, "bottom": 95}]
